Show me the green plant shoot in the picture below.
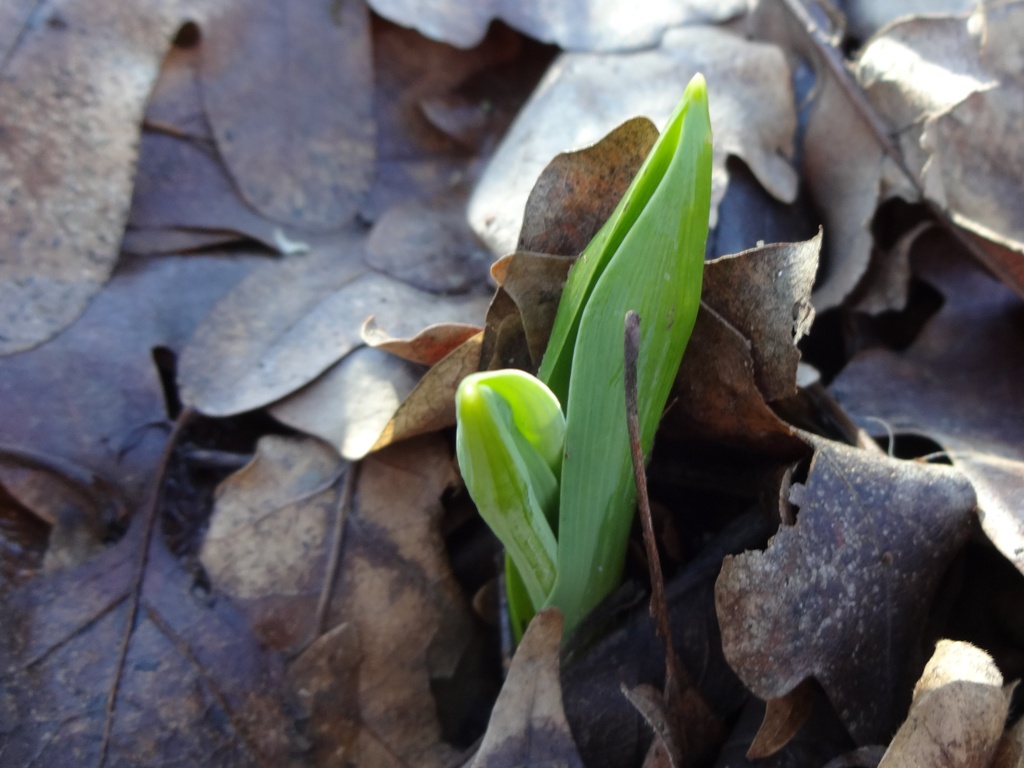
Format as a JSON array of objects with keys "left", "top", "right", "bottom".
[
  {"left": 455, "top": 74, "right": 712, "bottom": 637},
  {"left": 542, "top": 75, "right": 712, "bottom": 632},
  {"left": 455, "top": 369, "right": 564, "bottom": 611}
]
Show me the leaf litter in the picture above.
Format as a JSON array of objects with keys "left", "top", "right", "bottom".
[{"left": 3, "top": 1, "right": 1024, "bottom": 767}]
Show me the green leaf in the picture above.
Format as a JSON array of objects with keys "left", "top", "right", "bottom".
[
  {"left": 543, "top": 74, "right": 713, "bottom": 633},
  {"left": 454, "top": 369, "right": 564, "bottom": 611}
]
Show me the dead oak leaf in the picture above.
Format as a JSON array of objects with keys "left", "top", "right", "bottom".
[
  {"left": 0, "top": 522, "right": 299, "bottom": 767},
  {"left": 715, "top": 433, "right": 975, "bottom": 744},
  {"left": 830, "top": 242, "right": 1024, "bottom": 579}
]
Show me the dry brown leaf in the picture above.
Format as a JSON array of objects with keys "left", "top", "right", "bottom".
[
  {"left": 371, "top": 332, "right": 483, "bottom": 452},
  {"left": 0, "top": 0, "right": 196, "bottom": 354},
  {"left": 0, "top": 521, "right": 299, "bottom": 766},
  {"left": 199, "top": 435, "right": 346, "bottom": 650},
  {"left": 749, "top": 0, "right": 896, "bottom": 311},
  {"left": 877, "top": 640, "right": 1011, "bottom": 768},
  {"left": 831, "top": 242, "right": 1024, "bottom": 578},
  {"left": 662, "top": 236, "right": 820, "bottom": 459},
  {"left": 516, "top": 117, "right": 659, "bottom": 257},
  {"left": 268, "top": 348, "right": 425, "bottom": 460},
  {"left": 468, "top": 25, "right": 797, "bottom": 256},
  {"left": 481, "top": 251, "right": 575, "bottom": 371},
  {"left": 716, "top": 434, "right": 976, "bottom": 743},
  {"left": 364, "top": 20, "right": 526, "bottom": 220},
  {"left": 746, "top": 679, "right": 817, "bottom": 759},
  {"left": 470, "top": 608, "right": 584, "bottom": 768},
  {"left": 0, "top": 254, "right": 258, "bottom": 512},
  {"left": 367, "top": 0, "right": 745, "bottom": 51},
  {"left": 203, "top": 435, "right": 475, "bottom": 767},
  {"left": 362, "top": 319, "right": 482, "bottom": 366},
  {"left": 702, "top": 232, "right": 820, "bottom": 403},
  {"left": 198, "top": 0, "right": 374, "bottom": 231}
]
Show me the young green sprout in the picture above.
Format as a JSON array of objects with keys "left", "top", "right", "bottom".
[{"left": 456, "top": 73, "right": 713, "bottom": 638}]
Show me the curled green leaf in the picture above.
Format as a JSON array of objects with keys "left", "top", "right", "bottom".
[{"left": 455, "top": 369, "right": 564, "bottom": 612}]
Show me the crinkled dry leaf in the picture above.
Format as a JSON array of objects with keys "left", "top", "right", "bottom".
[
  {"left": 143, "top": 41, "right": 209, "bottom": 140},
  {"left": 469, "top": 25, "right": 797, "bottom": 256},
  {"left": 831, "top": 243, "right": 1024, "bottom": 577},
  {"left": 200, "top": 435, "right": 346, "bottom": 650},
  {"left": 198, "top": 0, "right": 374, "bottom": 231},
  {"left": 367, "top": 0, "right": 745, "bottom": 52},
  {"left": 716, "top": 434, "right": 975, "bottom": 743},
  {"left": 517, "top": 117, "right": 659, "bottom": 257},
  {"left": 0, "top": 254, "right": 257, "bottom": 511},
  {"left": 470, "top": 608, "right": 584, "bottom": 768},
  {"left": 856, "top": 4, "right": 1024, "bottom": 298},
  {"left": 481, "top": 251, "right": 575, "bottom": 371},
  {"left": 362, "top": 319, "right": 481, "bottom": 365},
  {"left": 749, "top": 0, "right": 893, "bottom": 311},
  {"left": 746, "top": 679, "right": 817, "bottom": 759},
  {"left": 662, "top": 236, "right": 820, "bottom": 459},
  {"left": 0, "top": 0, "right": 195, "bottom": 354},
  {"left": 268, "top": 348, "right": 425, "bottom": 460},
  {"left": 0, "top": 523, "right": 299, "bottom": 767},
  {"left": 878, "top": 640, "right": 1011, "bottom": 768},
  {"left": 371, "top": 331, "right": 483, "bottom": 452},
  {"left": 702, "top": 232, "right": 819, "bottom": 402}
]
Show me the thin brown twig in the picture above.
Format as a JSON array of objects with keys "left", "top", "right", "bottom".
[
  {"left": 97, "top": 407, "right": 196, "bottom": 768},
  {"left": 623, "top": 312, "right": 685, "bottom": 694}
]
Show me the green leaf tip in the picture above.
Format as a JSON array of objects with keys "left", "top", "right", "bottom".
[{"left": 543, "top": 73, "right": 713, "bottom": 634}]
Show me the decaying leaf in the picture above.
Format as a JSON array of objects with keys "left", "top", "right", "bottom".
[
  {"left": 362, "top": 319, "right": 481, "bottom": 366},
  {"left": 470, "top": 608, "right": 584, "bottom": 768},
  {"left": 746, "top": 679, "right": 817, "bottom": 759},
  {"left": 662, "top": 236, "right": 820, "bottom": 459},
  {"left": 0, "top": 0, "right": 196, "bottom": 353},
  {"left": 469, "top": 25, "right": 797, "bottom": 256},
  {"left": 203, "top": 435, "right": 477, "bottom": 767},
  {"left": 364, "top": 195, "right": 492, "bottom": 294},
  {"left": 516, "top": 117, "right": 659, "bottom": 257},
  {"left": 0, "top": 521, "right": 299, "bottom": 767},
  {"left": 877, "top": 640, "right": 1012, "bottom": 768},
  {"left": 857, "top": 2, "right": 1024, "bottom": 285},
  {"left": 831, "top": 243, "right": 1024, "bottom": 578},
  {"left": 366, "top": 0, "right": 745, "bottom": 52},
  {"left": 200, "top": 435, "right": 346, "bottom": 650},
  {"left": 371, "top": 332, "right": 483, "bottom": 452},
  {"left": 715, "top": 434, "right": 976, "bottom": 743},
  {"left": 198, "top": 0, "right": 375, "bottom": 231}
]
